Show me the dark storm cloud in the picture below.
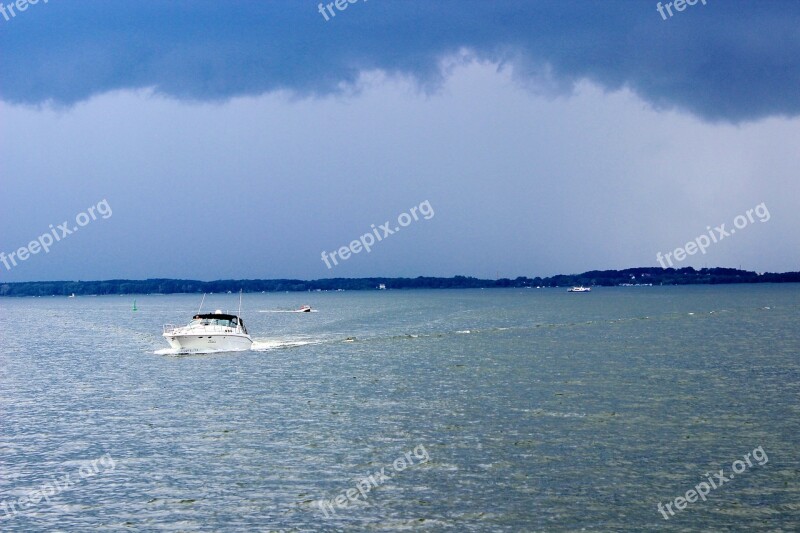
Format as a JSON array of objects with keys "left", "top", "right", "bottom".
[{"left": 1, "top": 0, "right": 799, "bottom": 122}]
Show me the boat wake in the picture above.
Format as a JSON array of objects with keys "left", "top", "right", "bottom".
[
  {"left": 250, "top": 337, "right": 323, "bottom": 351},
  {"left": 258, "top": 309, "right": 319, "bottom": 313}
]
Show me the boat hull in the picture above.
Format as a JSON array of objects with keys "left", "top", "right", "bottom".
[{"left": 163, "top": 332, "right": 252, "bottom": 353}]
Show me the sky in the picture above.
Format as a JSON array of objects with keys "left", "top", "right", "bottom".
[{"left": 1, "top": 0, "right": 799, "bottom": 282}]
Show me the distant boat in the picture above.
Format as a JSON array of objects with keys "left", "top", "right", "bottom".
[
  {"left": 567, "top": 286, "right": 591, "bottom": 293},
  {"left": 378, "top": 283, "right": 386, "bottom": 290},
  {"left": 133, "top": 299, "right": 137, "bottom": 311},
  {"left": 68, "top": 293, "right": 76, "bottom": 298},
  {"left": 298, "top": 305, "right": 312, "bottom": 312}
]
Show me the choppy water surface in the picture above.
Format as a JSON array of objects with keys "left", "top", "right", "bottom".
[{"left": 1, "top": 285, "right": 799, "bottom": 531}]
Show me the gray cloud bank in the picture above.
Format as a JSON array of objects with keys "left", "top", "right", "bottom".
[{"left": 1, "top": 0, "right": 799, "bottom": 122}]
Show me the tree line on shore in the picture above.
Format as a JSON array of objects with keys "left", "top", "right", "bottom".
[{"left": 2, "top": 267, "right": 799, "bottom": 297}]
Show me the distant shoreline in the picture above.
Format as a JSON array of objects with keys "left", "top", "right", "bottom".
[{"left": 2, "top": 267, "right": 799, "bottom": 297}]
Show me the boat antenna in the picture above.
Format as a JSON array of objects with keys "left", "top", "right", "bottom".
[
  {"left": 197, "top": 293, "right": 206, "bottom": 314},
  {"left": 237, "top": 289, "right": 243, "bottom": 331}
]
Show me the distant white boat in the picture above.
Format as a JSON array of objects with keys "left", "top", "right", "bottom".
[
  {"left": 68, "top": 293, "right": 76, "bottom": 298},
  {"left": 567, "top": 286, "right": 591, "bottom": 293},
  {"left": 162, "top": 292, "right": 252, "bottom": 352}
]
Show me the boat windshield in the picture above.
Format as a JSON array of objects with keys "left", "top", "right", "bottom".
[{"left": 189, "top": 318, "right": 237, "bottom": 328}]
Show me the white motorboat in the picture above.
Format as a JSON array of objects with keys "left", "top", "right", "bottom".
[
  {"left": 567, "top": 286, "right": 592, "bottom": 292},
  {"left": 162, "top": 293, "right": 252, "bottom": 352}
]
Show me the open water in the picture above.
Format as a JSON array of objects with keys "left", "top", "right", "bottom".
[{"left": 1, "top": 285, "right": 799, "bottom": 531}]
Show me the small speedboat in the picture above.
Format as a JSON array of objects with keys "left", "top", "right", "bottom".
[
  {"left": 298, "top": 305, "right": 312, "bottom": 312},
  {"left": 162, "top": 292, "right": 252, "bottom": 352},
  {"left": 567, "top": 286, "right": 592, "bottom": 293}
]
